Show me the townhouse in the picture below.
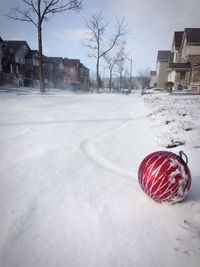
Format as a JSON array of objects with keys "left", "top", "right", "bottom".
[
  {"left": 156, "top": 28, "right": 200, "bottom": 93},
  {"left": 63, "top": 58, "right": 90, "bottom": 90},
  {"left": 0, "top": 39, "right": 39, "bottom": 86},
  {"left": 43, "top": 56, "right": 66, "bottom": 88},
  {"left": 0, "top": 36, "right": 90, "bottom": 90}
]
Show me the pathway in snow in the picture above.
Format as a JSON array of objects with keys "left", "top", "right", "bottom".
[
  {"left": 79, "top": 92, "right": 159, "bottom": 183},
  {"left": 0, "top": 89, "right": 200, "bottom": 267},
  {"left": 79, "top": 112, "right": 147, "bottom": 180}
]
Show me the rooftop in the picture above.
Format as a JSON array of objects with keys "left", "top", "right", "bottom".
[
  {"left": 3, "top": 40, "right": 30, "bottom": 54},
  {"left": 64, "top": 58, "right": 80, "bottom": 67},
  {"left": 174, "top": 31, "right": 184, "bottom": 50},
  {"left": 157, "top": 50, "right": 171, "bottom": 62},
  {"left": 168, "top": 62, "right": 191, "bottom": 70},
  {"left": 150, "top": 71, "right": 156, "bottom": 76},
  {"left": 184, "top": 28, "right": 200, "bottom": 44}
]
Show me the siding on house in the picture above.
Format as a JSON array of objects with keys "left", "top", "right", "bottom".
[
  {"left": 156, "top": 50, "right": 170, "bottom": 88},
  {"left": 63, "top": 58, "right": 80, "bottom": 86},
  {"left": 167, "top": 28, "right": 200, "bottom": 91},
  {"left": 63, "top": 58, "right": 89, "bottom": 90},
  {"left": 149, "top": 70, "right": 157, "bottom": 87}
]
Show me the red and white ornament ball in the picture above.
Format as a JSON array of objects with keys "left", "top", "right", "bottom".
[{"left": 138, "top": 151, "right": 191, "bottom": 204}]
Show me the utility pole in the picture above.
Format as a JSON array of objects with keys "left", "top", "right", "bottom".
[{"left": 127, "top": 58, "right": 132, "bottom": 90}]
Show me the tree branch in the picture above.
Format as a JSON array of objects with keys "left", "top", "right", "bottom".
[
  {"left": 44, "top": 0, "right": 82, "bottom": 16},
  {"left": 100, "top": 18, "right": 126, "bottom": 58},
  {"left": 6, "top": 0, "right": 82, "bottom": 26},
  {"left": 6, "top": 7, "right": 38, "bottom": 27}
]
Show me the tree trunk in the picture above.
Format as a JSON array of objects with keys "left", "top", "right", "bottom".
[
  {"left": 96, "top": 57, "right": 99, "bottom": 93},
  {"left": 109, "top": 69, "right": 112, "bottom": 93},
  {"left": 38, "top": 24, "right": 45, "bottom": 92},
  {"left": 119, "top": 73, "right": 123, "bottom": 92},
  {"left": 37, "top": 0, "right": 45, "bottom": 93}
]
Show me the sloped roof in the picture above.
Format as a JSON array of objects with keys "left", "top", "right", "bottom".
[
  {"left": 184, "top": 28, "right": 200, "bottom": 44},
  {"left": 168, "top": 62, "right": 191, "bottom": 70},
  {"left": 0, "top": 36, "right": 3, "bottom": 43},
  {"left": 157, "top": 50, "right": 170, "bottom": 62},
  {"left": 43, "top": 55, "right": 50, "bottom": 63},
  {"left": 150, "top": 71, "right": 156, "bottom": 76},
  {"left": 174, "top": 31, "right": 183, "bottom": 49},
  {"left": 46, "top": 57, "right": 63, "bottom": 65},
  {"left": 3, "top": 40, "right": 30, "bottom": 54},
  {"left": 80, "top": 63, "right": 89, "bottom": 71},
  {"left": 63, "top": 58, "right": 80, "bottom": 67}
]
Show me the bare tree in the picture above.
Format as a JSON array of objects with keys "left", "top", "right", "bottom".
[
  {"left": 85, "top": 12, "right": 126, "bottom": 93},
  {"left": 115, "top": 42, "right": 127, "bottom": 91},
  {"left": 104, "top": 55, "right": 118, "bottom": 93},
  {"left": 104, "top": 41, "right": 127, "bottom": 92},
  {"left": 7, "top": 0, "right": 82, "bottom": 92}
]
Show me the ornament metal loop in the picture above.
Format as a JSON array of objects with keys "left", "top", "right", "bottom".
[{"left": 179, "top": 151, "right": 188, "bottom": 165}]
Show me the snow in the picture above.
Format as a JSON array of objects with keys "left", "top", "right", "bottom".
[{"left": 0, "top": 88, "right": 200, "bottom": 267}]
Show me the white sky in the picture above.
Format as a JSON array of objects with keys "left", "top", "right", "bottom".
[{"left": 0, "top": 0, "right": 200, "bottom": 76}]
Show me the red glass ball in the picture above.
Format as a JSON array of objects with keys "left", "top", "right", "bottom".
[{"left": 138, "top": 151, "right": 191, "bottom": 203}]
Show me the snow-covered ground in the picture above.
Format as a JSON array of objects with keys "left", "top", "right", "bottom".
[{"left": 0, "top": 88, "right": 200, "bottom": 267}]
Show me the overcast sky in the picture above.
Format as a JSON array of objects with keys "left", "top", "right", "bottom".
[{"left": 0, "top": 0, "right": 200, "bottom": 76}]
